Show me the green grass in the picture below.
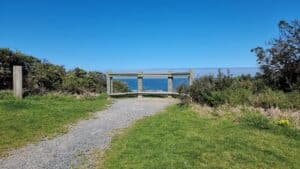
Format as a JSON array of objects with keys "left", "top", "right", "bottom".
[
  {"left": 102, "top": 105, "right": 300, "bottom": 169},
  {"left": 0, "top": 91, "right": 108, "bottom": 156}
]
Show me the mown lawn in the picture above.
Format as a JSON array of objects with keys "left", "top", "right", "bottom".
[
  {"left": 0, "top": 92, "right": 108, "bottom": 156},
  {"left": 102, "top": 105, "right": 300, "bottom": 169}
]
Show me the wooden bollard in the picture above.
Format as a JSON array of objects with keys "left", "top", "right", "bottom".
[{"left": 13, "top": 65, "right": 23, "bottom": 99}]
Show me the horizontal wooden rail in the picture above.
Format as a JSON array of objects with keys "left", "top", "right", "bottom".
[
  {"left": 109, "top": 91, "right": 180, "bottom": 96},
  {"left": 108, "top": 72, "right": 191, "bottom": 77}
]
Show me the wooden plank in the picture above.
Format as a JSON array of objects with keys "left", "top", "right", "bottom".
[
  {"left": 108, "top": 72, "right": 191, "bottom": 76},
  {"left": 109, "top": 92, "right": 179, "bottom": 96}
]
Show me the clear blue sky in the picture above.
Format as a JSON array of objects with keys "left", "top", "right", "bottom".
[{"left": 0, "top": 0, "right": 299, "bottom": 71}]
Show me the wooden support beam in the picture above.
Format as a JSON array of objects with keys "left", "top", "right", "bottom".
[
  {"left": 106, "top": 73, "right": 111, "bottom": 95},
  {"left": 137, "top": 73, "right": 143, "bottom": 98},
  {"left": 110, "top": 76, "right": 114, "bottom": 93},
  {"left": 168, "top": 72, "right": 173, "bottom": 98},
  {"left": 189, "top": 69, "right": 194, "bottom": 86},
  {"left": 13, "top": 65, "right": 23, "bottom": 99}
]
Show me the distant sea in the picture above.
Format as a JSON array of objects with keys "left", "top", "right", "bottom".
[{"left": 114, "top": 67, "right": 259, "bottom": 92}]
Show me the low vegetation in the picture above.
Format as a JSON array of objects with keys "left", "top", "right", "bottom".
[
  {"left": 180, "top": 74, "right": 300, "bottom": 109},
  {"left": 178, "top": 20, "right": 300, "bottom": 110},
  {"left": 101, "top": 105, "right": 299, "bottom": 169},
  {"left": 0, "top": 49, "right": 129, "bottom": 95},
  {"left": 113, "top": 80, "right": 131, "bottom": 93},
  {"left": 0, "top": 91, "right": 108, "bottom": 156}
]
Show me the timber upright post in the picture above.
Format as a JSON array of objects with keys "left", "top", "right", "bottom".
[
  {"left": 106, "top": 72, "right": 113, "bottom": 95},
  {"left": 189, "top": 69, "right": 194, "bottom": 86},
  {"left": 13, "top": 65, "right": 23, "bottom": 99},
  {"left": 110, "top": 76, "right": 114, "bottom": 94},
  {"left": 137, "top": 72, "right": 143, "bottom": 98},
  {"left": 168, "top": 71, "right": 173, "bottom": 98}
]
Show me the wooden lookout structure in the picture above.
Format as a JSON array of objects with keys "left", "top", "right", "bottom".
[{"left": 106, "top": 71, "right": 193, "bottom": 98}]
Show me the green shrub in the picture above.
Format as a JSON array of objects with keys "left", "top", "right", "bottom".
[
  {"left": 176, "top": 84, "right": 191, "bottom": 105},
  {"left": 225, "top": 88, "right": 252, "bottom": 105},
  {"left": 249, "top": 89, "right": 299, "bottom": 109},
  {"left": 113, "top": 80, "right": 130, "bottom": 93},
  {"left": 189, "top": 71, "right": 254, "bottom": 106},
  {"left": 62, "top": 68, "right": 106, "bottom": 94},
  {"left": 189, "top": 75, "right": 216, "bottom": 104},
  {"left": 240, "top": 111, "right": 271, "bottom": 129},
  {"left": 285, "top": 92, "right": 300, "bottom": 109},
  {"left": 86, "top": 71, "right": 106, "bottom": 93},
  {"left": 62, "top": 70, "right": 88, "bottom": 94},
  {"left": 26, "top": 62, "right": 66, "bottom": 93},
  {"left": 206, "top": 88, "right": 252, "bottom": 107},
  {"left": 176, "top": 84, "right": 189, "bottom": 94},
  {"left": 0, "top": 48, "right": 41, "bottom": 90},
  {"left": 214, "top": 69, "right": 234, "bottom": 90},
  {"left": 1, "top": 48, "right": 107, "bottom": 95},
  {"left": 206, "top": 91, "right": 227, "bottom": 106},
  {"left": 189, "top": 72, "right": 299, "bottom": 110}
]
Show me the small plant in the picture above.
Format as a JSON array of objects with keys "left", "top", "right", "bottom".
[
  {"left": 240, "top": 111, "right": 271, "bottom": 129},
  {"left": 177, "top": 84, "right": 191, "bottom": 105},
  {"left": 0, "top": 90, "right": 14, "bottom": 100},
  {"left": 277, "top": 119, "right": 290, "bottom": 127},
  {"left": 207, "top": 91, "right": 226, "bottom": 107},
  {"left": 113, "top": 80, "right": 130, "bottom": 93}
]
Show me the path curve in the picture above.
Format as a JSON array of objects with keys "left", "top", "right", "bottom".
[{"left": 0, "top": 98, "right": 177, "bottom": 169}]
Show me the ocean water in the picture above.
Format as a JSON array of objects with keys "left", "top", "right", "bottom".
[
  {"left": 114, "top": 67, "right": 259, "bottom": 92},
  {"left": 117, "top": 78, "right": 189, "bottom": 92}
]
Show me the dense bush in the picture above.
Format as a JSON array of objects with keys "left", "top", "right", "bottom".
[
  {"left": 0, "top": 48, "right": 107, "bottom": 94},
  {"left": 188, "top": 71, "right": 252, "bottom": 106},
  {"left": 26, "top": 61, "right": 66, "bottom": 93},
  {"left": 113, "top": 80, "right": 130, "bottom": 93},
  {"left": 0, "top": 48, "right": 41, "bottom": 89},
  {"left": 189, "top": 75, "right": 216, "bottom": 104},
  {"left": 62, "top": 68, "right": 106, "bottom": 94},
  {"left": 249, "top": 89, "right": 300, "bottom": 109},
  {"left": 177, "top": 84, "right": 192, "bottom": 104},
  {"left": 179, "top": 70, "right": 300, "bottom": 109},
  {"left": 62, "top": 68, "right": 88, "bottom": 94}
]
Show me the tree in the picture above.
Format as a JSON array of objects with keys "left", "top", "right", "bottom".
[{"left": 252, "top": 20, "right": 300, "bottom": 91}]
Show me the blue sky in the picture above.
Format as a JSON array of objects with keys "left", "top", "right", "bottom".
[{"left": 0, "top": 0, "right": 299, "bottom": 71}]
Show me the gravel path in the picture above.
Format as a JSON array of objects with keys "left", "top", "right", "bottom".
[{"left": 0, "top": 98, "right": 177, "bottom": 169}]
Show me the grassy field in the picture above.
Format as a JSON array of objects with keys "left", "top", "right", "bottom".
[
  {"left": 102, "top": 105, "right": 300, "bottom": 169},
  {"left": 0, "top": 91, "right": 108, "bottom": 156}
]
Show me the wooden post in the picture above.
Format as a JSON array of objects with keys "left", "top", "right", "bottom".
[
  {"left": 110, "top": 76, "right": 114, "bottom": 93},
  {"left": 137, "top": 72, "right": 143, "bottom": 98},
  {"left": 168, "top": 72, "right": 173, "bottom": 98},
  {"left": 13, "top": 65, "right": 23, "bottom": 99},
  {"left": 189, "top": 69, "right": 194, "bottom": 86},
  {"left": 106, "top": 73, "right": 111, "bottom": 95}
]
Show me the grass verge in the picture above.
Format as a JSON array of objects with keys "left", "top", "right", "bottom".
[
  {"left": 0, "top": 91, "right": 109, "bottom": 156},
  {"left": 101, "top": 105, "right": 300, "bottom": 169}
]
